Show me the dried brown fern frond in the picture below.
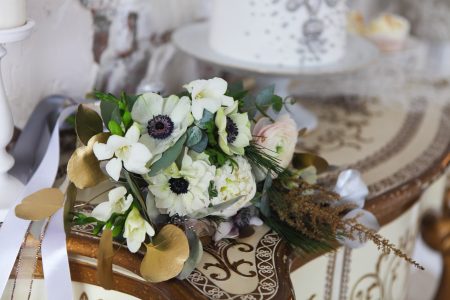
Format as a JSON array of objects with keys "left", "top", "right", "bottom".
[{"left": 269, "top": 179, "right": 424, "bottom": 269}]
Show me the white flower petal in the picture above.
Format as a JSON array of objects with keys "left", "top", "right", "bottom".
[
  {"left": 339, "top": 209, "right": 380, "bottom": 249},
  {"left": 93, "top": 142, "right": 114, "bottom": 161},
  {"left": 249, "top": 217, "right": 263, "bottom": 226},
  {"left": 200, "top": 98, "right": 222, "bottom": 114},
  {"left": 125, "top": 123, "right": 141, "bottom": 143},
  {"left": 131, "top": 93, "right": 164, "bottom": 124},
  {"left": 191, "top": 102, "right": 205, "bottom": 120},
  {"left": 91, "top": 202, "right": 113, "bottom": 222},
  {"left": 107, "top": 135, "right": 129, "bottom": 152},
  {"left": 145, "top": 221, "right": 155, "bottom": 237},
  {"left": 108, "top": 186, "right": 127, "bottom": 202},
  {"left": 169, "top": 96, "right": 191, "bottom": 124},
  {"left": 162, "top": 95, "right": 179, "bottom": 114},
  {"left": 106, "top": 158, "right": 123, "bottom": 181},
  {"left": 334, "top": 170, "right": 369, "bottom": 209},
  {"left": 126, "top": 236, "right": 143, "bottom": 253},
  {"left": 214, "top": 221, "right": 233, "bottom": 242},
  {"left": 207, "top": 77, "right": 228, "bottom": 96},
  {"left": 220, "top": 95, "right": 234, "bottom": 107}
]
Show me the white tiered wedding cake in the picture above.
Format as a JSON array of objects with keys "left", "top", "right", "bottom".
[{"left": 210, "top": 0, "right": 348, "bottom": 68}]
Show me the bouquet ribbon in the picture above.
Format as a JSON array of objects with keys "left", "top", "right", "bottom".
[{"left": 0, "top": 105, "right": 76, "bottom": 300}]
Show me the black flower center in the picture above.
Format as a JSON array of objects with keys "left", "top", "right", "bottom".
[
  {"left": 169, "top": 177, "right": 189, "bottom": 195},
  {"left": 147, "top": 115, "right": 174, "bottom": 140},
  {"left": 226, "top": 117, "right": 239, "bottom": 144}
]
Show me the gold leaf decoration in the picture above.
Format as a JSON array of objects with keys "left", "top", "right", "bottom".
[
  {"left": 64, "top": 182, "right": 77, "bottom": 234},
  {"left": 67, "top": 133, "right": 110, "bottom": 189},
  {"left": 140, "top": 224, "right": 190, "bottom": 283},
  {"left": 292, "top": 153, "right": 329, "bottom": 174},
  {"left": 97, "top": 228, "right": 114, "bottom": 290},
  {"left": 15, "top": 188, "right": 64, "bottom": 221},
  {"left": 75, "top": 104, "right": 104, "bottom": 146}
]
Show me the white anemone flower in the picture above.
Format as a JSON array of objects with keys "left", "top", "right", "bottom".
[
  {"left": 148, "top": 151, "right": 215, "bottom": 216},
  {"left": 184, "top": 77, "right": 234, "bottom": 120},
  {"left": 131, "top": 93, "right": 192, "bottom": 164},
  {"left": 91, "top": 186, "right": 133, "bottom": 221},
  {"left": 93, "top": 123, "right": 153, "bottom": 181},
  {"left": 123, "top": 207, "right": 155, "bottom": 253},
  {"left": 211, "top": 156, "right": 257, "bottom": 218},
  {"left": 215, "top": 101, "right": 252, "bottom": 156}
]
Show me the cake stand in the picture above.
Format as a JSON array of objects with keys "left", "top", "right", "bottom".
[
  {"left": 172, "top": 22, "right": 379, "bottom": 130},
  {"left": 0, "top": 20, "right": 35, "bottom": 221}
]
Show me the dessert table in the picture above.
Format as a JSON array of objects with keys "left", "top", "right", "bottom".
[{"left": 5, "top": 92, "right": 448, "bottom": 300}]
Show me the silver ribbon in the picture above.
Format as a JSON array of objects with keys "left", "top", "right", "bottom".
[{"left": 0, "top": 105, "right": 76, "bottom": 300}]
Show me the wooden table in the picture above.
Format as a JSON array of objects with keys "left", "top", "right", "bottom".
[{"left": 10, "top": 96, "right": 450, "bottom": 300}]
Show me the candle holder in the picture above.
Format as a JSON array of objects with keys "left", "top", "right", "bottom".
[{"left": 0, "top": 20, "right": 35, "bottom": 221}]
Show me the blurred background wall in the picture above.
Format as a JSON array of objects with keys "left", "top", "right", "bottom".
[{"left": 3, "top": 0, "right": 450, "bottom": 127}]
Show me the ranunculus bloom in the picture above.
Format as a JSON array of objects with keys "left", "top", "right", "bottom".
[
  {"left": 184, "top": 77, "right": 234, "bottom": 120},
  {"left": 211, "top": 156, "right": 257, "bottom": 218},
  {"left": 252, "top": 114, "right": 298, "bottom": 181}
]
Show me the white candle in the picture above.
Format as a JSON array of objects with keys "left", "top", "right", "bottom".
[{"left": 0, "top": 0, "right": 27, "bottom": 30}]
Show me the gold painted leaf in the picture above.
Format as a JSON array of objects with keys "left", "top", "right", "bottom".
[
  {"left": 97, "top": 228, "right": 114, "bottom": 290},
  {"left": 67, "top": 133, "right": 110, "bottom": 189},
  {"left": 15, "top": 188, "right": 64, "bottom": 221},
  {"left": 292, "top": 153, "right": 329, "bottom": 174},
  {"left": 298, "top": 128, "right": 308, "bottom": 137},
  {"left": 63, "top": 182, "right": 77, "bottom": 234},
  {"left": 140, "top": 224, "right": 190, "bottom": 283},
  {"left": 75, "top": 104, "right": 104, "bottom": 146}
]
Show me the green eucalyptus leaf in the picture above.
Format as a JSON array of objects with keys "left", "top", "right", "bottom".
[
  {"left": 75, "top": 104, "right": 104, "bottom": 145},
  {"left": 255, "top": 85, "right": 275, "bottom": 108},
  {"left": 271, "top": 95, "right": 283, "bottom": 112},
  {"left": 108, "top": 120, "right": 124, "bottom": 136},
  {"left": 190, "top": 132, "right": 208, "bottom": 153},
  {"left": 260, "top": 175, "right": 273, "bottom": 217},
  {"left": 196, "top": 110, "right": 214, "bottom": 129},
  {"left": 177, "top": 229, "right": 203, "bottom": 280},
  {"left": 186, "top": 126, "right": 203, "bottom": 147},
  {"left": 148, "top": 134, "right": 187, "bottom": 176},
  {"left": 226, "top": 81, "right": 248, "bottom": 99},
  {"left": 187, "top": 196, "right": 243, "bottom": 219},
  {"left": 241, "top": 95, "right": 257, "bottom": 119},
  {"left": 100, "top": 100, "right": 119, "bottom": 129},
  {"left": 126, "top": 94, "right": 139, "bottom": 112},
  {"left": 64, "top": 182, "right": 77, "bottom": 234}
]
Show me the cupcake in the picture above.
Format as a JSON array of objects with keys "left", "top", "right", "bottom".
[
  {"left": 347, "top": 11, "right": 366, "bottom": 36},
  {"left": 365, "top": 14, "right": 411, "bottom": 52}
]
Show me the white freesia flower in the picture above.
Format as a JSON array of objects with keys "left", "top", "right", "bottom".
[
  {"left": 123, "top": 207, "right": 155, "bottom": 253},
  {"left": 91, "top": 186, "right": 133, "bottom": 221},
  {"left": 93, "top": 123, "right": 153, "bottom": 181},
  {"left": 148, "top": 151, "right": 216, "bottom": 216},
  {"left": 211, "top": 156, "right": 257, "bottom": 218},
  {"left": 131, "top": 93, "right": 192, "bottom": 164},
  {"left": 184, "top": 77, "right": 234, "bottom": 120},
  {"left": 215, "top": 101, "right": 252, "bottom": 156}
]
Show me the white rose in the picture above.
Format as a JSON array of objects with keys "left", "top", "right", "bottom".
[{"left": 211, "top": 156, "right": 257, "bottom": 218}]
